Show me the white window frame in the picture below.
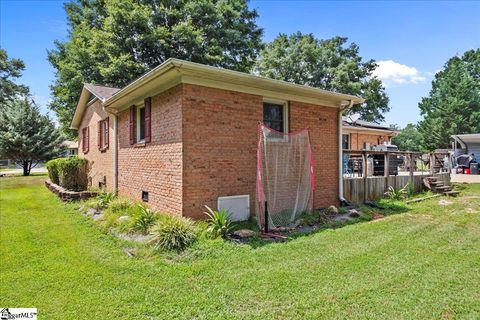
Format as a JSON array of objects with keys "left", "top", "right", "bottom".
[
  {"left": 263, "top": 98, "right": 289, "bottom": 134},
  {"left": 136, "top": 104, "right": 146, "bottom": 143}
]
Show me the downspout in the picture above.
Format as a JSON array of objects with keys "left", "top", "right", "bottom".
[{"left": 338, "top": 100, "right": 354, "bottom": 205}]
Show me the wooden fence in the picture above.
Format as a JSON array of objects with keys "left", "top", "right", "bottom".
[{"left": 342, "top": 150, "right": 451, "bottom": 203}]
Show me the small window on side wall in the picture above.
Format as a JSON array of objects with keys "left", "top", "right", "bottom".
[{"left": 263, "top": 102, "right": 288, "bottom": 133}]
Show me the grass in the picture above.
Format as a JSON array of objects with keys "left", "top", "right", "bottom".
[{"left": 1, "top": 175, "right": 480, "bottom": 319}]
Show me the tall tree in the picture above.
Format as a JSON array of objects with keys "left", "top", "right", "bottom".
[
  {"left": 418, "top": 49, "right": 480, "bottom": 151},
  {"left": 391, "top": 123, "right": 424, "bottom": 152},
  {"left": 0, "top": 48, "right": 29, "bottom": 105},
  {"left": 255, "top": 33, "right": 390, "bottom": 123},
  {"left": 49, "top": 0, "right": 263, "bottom": 136},
  {"left": 0, "top": 97, "right": 64, "bottom": 176}
]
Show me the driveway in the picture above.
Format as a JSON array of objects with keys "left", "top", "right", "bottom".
[{"left": 451, "top": 174, "right": 480, "bottom": 183}]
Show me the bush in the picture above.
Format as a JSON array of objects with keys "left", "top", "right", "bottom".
[
  {"left": 96, "top": 192, "right": 116, "bottom": 209},
  {"left": 108, "top": 198, "right": 132, "bottom": 213},
  {"left": 46, "top": 158, "right": 62, "bottom": 184},
  {"left": 384, "top": 185, "right": 408, "bottom": 201},
  {"left": 150, "top": 215, "right": 196, "bottom": 251},
  {"left": 204, "top": 205, "right": 235, "bottom": 239},
  {"left": 57, "top": 156, "right": 89, "bottom": 191},
  {"left": 130, "top": 205, "right": 157, "bottom": 234}
]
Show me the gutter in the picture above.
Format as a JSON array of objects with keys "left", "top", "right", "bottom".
[
  {"left": 338, "top": 100, "right": 355, "bottom": 205},
  {"left": 113, "top": 114, "right": 118, "bottom": 195}
]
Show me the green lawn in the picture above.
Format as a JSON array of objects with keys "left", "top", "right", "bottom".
[{"left": 1, "top": 175, "right": 480, "bottom": 319}]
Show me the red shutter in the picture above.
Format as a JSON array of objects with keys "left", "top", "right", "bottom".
[
  {"left": 82, "top": 128, "right": 86, "bottom": 153},
  {"left": 98, "top": 120, "right": 102, "bottom": 149},
  {"left": 106, "top": 117, "right": 109, "bottom": 149},
  {"left": 86, "top": 126, "right": 90, "bottom": 153},
  {"left": 145, "top": 97, "right": 151, "bottom": 143},
  {"left": 129, "top": 105, "right": 136, "bottom": 145}
]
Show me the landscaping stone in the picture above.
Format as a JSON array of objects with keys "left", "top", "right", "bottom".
[
  {"left": 85, "top": 208, "right": 99, "bottom": 216},
  {"left": 348, "top": 209, "right": 360, "bottom": 218},
  {"left": 45, "top": 179, "right": 98, "bottom": 201},
  {"left": 124, "top": 248, "right": 137, "bottom": 257},
  {"left": 327, "top": 205, "right": 338, "bottom": 214},
  {"left": 117, "top": 215, "right": 130, "bottom": 223},
  {"left": 233, "top": 229, "right": 256, "bottom": 238},
  {"left": 92, "top": 213, "right": 104, "bottom": 221}
]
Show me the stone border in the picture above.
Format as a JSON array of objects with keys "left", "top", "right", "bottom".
[{"left": 45, "top": 179, "right": 98, "bottom": 201}]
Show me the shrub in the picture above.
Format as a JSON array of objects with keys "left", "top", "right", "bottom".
[
  {"left": 57, "top": 156, "right": 89, "bottom": 191},
  {"left": 130, "top": 205, "right": 157, "bottom": 234},
  {"left": 108, "top": 198, "right": 132, "bottom": 213},
  {"left": 46, "top": 158, "right": 62, "bottom": 184},
  {"left": 204, "top": 205, "right": 235, "bottom": 239},
  {"left": 384, "top": 185, "right": 408, "bottom": 201},
  {"left": 96, "top": 192, "right": 116, "bottom": 209},
  {"left": 150, "top": 215, "right": 196, "bottom": 251}
]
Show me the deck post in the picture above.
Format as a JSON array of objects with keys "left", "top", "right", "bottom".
[
  {"left": 384, "top": 151, "right": 390, "bottom": 192},
  {"left": 363, "top": 150, "right": 367, "bottom": 202},
  {"left": 409, "top": 152, "right": 414, "bottom": 185},
  {"left": 430, "top": 153, "right": 434, "bottom": 175}
]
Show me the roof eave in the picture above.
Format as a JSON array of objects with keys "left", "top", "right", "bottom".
[{"left": 104, "top": 58, "right": 364, "bottom": 111}]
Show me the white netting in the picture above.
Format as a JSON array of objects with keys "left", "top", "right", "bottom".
[{"left": 256, "top": 124, "right": 315, "bottom": 229}]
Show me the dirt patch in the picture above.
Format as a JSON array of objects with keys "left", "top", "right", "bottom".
[
  {"left": 439, "top": 199, "right": 453, "bottom": 206},
  {"left": 372, "top": 212, "right": 385, "bottom": 220},
  {"left": 465, "top": 208, "right": 478, "bottom": 214}
]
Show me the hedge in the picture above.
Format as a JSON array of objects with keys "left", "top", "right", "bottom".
[
  {"left": 45, "top": 158, "right": 62, "bottom": 185},
  {"left": 46, "top": 157, "right": 89, "bottom": 192}
]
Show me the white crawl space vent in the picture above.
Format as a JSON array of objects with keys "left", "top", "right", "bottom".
[{"left": 217, "top": 195, "right": 250, "bottom": 222}]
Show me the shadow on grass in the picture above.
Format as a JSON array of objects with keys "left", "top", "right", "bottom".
[{"left": 242, "top": 199, "right": 411, "bottom": 249}]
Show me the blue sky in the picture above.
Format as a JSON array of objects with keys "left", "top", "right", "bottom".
[{"left": 1, "top": 1, "right": 479, "bottom": 127}]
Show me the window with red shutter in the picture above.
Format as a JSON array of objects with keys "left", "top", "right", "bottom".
[{"left": 98, "top": 118, "right": 109, "bottom": 151}]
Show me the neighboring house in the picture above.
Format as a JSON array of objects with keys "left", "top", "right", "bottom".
[
  {"left": 342, "top": 116, "right": 397, "bottom": 150},
  {"left": 61, "top": 140, "right": 79, "bottom": 156},
  {"left": 71, "top": 58, "right": 362, "bottom": 219}
]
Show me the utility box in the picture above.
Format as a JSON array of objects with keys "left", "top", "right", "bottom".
[{"left": 217, "top": 195, "right": 250, "bottom": 222}]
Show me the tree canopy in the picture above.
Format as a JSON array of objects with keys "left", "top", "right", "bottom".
[
  {"left": 0, "top": 48, "right": 29, "bottom": 105},
  {"left": 0, "top": 97, "right": 64, "bottom": 176},
  {"left": 48, "top": 0, "right": 263, "bottom": 136},
  {"left": 255, "top": 32, "right": 390, "bottom": 123},
  {"left": 391, "top": 123, "right": 424, "bottom": 152},
  {"left": 418, "top": 49, "right": 480, "bottom": 151}
]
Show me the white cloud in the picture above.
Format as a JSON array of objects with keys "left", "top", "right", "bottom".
[{"left": 372, "top": 60, "right": 426, "bottom": 85}]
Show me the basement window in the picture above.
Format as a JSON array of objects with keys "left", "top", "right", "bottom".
[{"left": 142, "top": 191, "right": 149, "bottom": 202}]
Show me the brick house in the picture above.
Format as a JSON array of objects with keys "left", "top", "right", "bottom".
[
  {"left": 71, "top": 59, "right": 363, "bottom": 219},
  {"left": 342, "top": 116, "right": 397, "bottom": 151}
]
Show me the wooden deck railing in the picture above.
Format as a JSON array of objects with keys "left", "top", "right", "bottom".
[{"left": 342, "top": 150, "right": 451, "bottom": 203}]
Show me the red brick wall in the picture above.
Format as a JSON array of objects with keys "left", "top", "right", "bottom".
[
  {"left": 181, "top": 84, "right": 339, "bottom": 219},
  {"left": 78, "top": 100, "right": 114, "bottom": 191},
  {"left": 290, "top": 101, "right": 339, "bottom": 208},
  {"left": 347, "top": 132, "right": 392, "bottom": 150},
  {"left": 117, "top": 85, "right": 183, "bottom": 215}
]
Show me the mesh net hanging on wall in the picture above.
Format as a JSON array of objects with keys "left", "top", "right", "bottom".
[{"left": 256, "top": 124, "right": 315, "bottom": 229}]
